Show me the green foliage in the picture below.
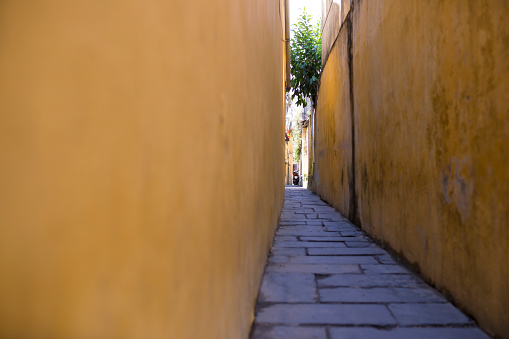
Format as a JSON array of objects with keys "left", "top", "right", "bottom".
[{"left": 290, "top": 10, "right": 321, "bottom": 108}]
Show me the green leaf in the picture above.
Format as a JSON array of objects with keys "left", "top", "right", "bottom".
[{"left": 289, "top": 9, "right": 321, "bottom": 109}]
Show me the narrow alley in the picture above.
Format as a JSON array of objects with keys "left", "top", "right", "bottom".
[
  {"left": 251, "top": 186, "right": 490, "bottom": 339},
  {"left": 1, "top": 0, "right": 507, "bottom": 337}
]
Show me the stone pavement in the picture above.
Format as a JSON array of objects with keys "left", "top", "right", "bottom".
[{"left": 250, "top": 186, "right": 490, "bottom": 339}]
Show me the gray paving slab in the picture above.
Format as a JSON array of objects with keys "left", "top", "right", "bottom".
[
  {"left": 319, "top": 287, "right": 446, "bottom": 303},
  {"left": 270, "top": 255, "right": 378, "bottom": 265},
  {"left": 311, "top": 206, "right": 336, "bottom": 213},
  {"left": 277, "top": 229, "right": 332, "bottom": 236},
  {"left": 282, "top": 203, "right": 301, "bottom": 209},
  {"left": 273, "top": 235, "right": 297, "bottom": 242},
  {"left": 278, "top": 226, "right": 327, "bottom": 232},
  {"left": 388, "top": 303, "right": 473, "bottom": 325},
  {"left": 361, "top": 264, "right": 411, "bottom": 274},
  {"left": 305, "top": 221, "right": 324, "bottom": 226},
  {"left": 317, "top": 273, "right": 427, "bottom": 288},
  {"left": 317, "top": 213, "right": 343, "bottom": 221},
  {"left": 340, "top": 231, "right": 365, "bottom": 237},
  {"left": 323, "top": 221, "right": 355, "bottom": 228},
  {"left": 252, "top": 187, "right": 489, "bottom": 338},
  {"left": 308, "top": 247, "right": 387, "bottom": 256},
  {"left": 375, "top": 254, "right": 397, "bottom": 264},
  {"left": 293, "top": 209, "right": 315, "bottom": 213},
  {"left": 274, "top": 241, "right": 347, "bottom": 248},
  {"left": 252, "top": 326, "right": 327, "bottom": 339},
  {"left": 267, "top": 256, "right": 291, "bottom": 263},
  {"left": 270, "top": 248, "right": 306, "bottom": 256},
  {"left": 324, "top": 226, "right": 358, "bottom": 232},
  {"left": 255, "top": 304, "right": 397, "bottom": 325},
  {"left": 259, "top": 273, "right": 317, "bottom": 303},
  {"left": 278, "top": 221, "right": 307, "bottom": 226},
  {"left": 329, "top": 327, "right": 491, "bottom": 339},
  {"left": 280, "top": 212, "right": 306, "bottom": 219},
  {"left": 266, "top": 263, "right": 361, "bottom": 274},
  {"left": 344, "top": 241, "right": 377, "bottom": 248},
  {"left": 301, "top": 203, "right": 328, "bottom": 207},
  {"left": 300, "top": 236, "right": 365, "bottom": 242}
]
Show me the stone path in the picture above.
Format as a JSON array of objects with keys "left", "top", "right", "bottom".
[{"left": 250, "top": 186, "right": 490, "bottom": 339}]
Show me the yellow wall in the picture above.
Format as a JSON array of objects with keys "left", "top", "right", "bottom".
[
  {"left": 0, "top": 1, "right": 286, "bottom": 338},
  {"left": 315, "top": 0, "right": 509, "bottom": 337},
  {"left": 285, "top": 134, "right": 294, "bottom": 185},
  {"left": 301, "top": 124, "right": 309, "bottom": 188},
  {"left": 314, "top": 29, "right": 354, "bottom": 219},
  {"left": 307, "top": 110, "right": 316, "bottom": 191},
  {"left": 321, "top": 0, "right": 350, "bottom": 67}
]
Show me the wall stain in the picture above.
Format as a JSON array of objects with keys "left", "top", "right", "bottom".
[{"left": 441, "top": 157, "right": 473, "bottom": 223}]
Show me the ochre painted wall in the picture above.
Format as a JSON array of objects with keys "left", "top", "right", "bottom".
[
  {"left": 321, "top": 0, "right": 350, "bottom": 67},
  {"left": 285, "top": 134, "right": 294, "bottom": 185},
  {"left": 315, "top": 0, "right": 509, "bottom": 337},
  {"left": 0, "top": 1, "right": 286, "bottom": 338},
  {"left": 314, "top": 32, "right": 354, "bottom": 218}
]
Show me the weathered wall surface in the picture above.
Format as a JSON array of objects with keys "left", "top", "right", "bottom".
[
  {"left": 315, "top": 0, "right": 509, "bottom": 337},
  {"left": 0, "top": 1, "right": 285, "bottom": 338},
  {"left": 321, "top": 0, "right": 350, "bottom": 66},
  {"left": 314, "top": 29, "right": 354, "bottom": 219}
]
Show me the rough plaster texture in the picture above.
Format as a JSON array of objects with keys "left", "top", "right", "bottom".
[
  {"left": 321, "top": 0, "right": 351, "bottom": 67},
  {"left": 315, "top": 0, "right": 509, "bottom": 337},
  {"left": 0, "top": 1, "right": 286, "bottom": 338},
  {"left": 315, "top": 29, "right": 354, "bottom": 220}
]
